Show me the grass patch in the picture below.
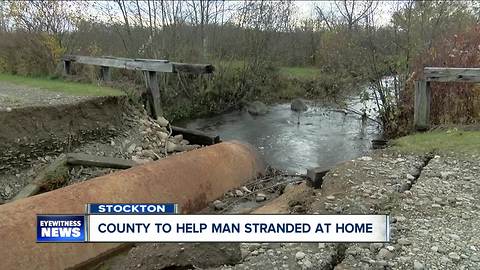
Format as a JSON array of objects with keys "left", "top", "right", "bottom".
[
  {"left": 0, "top": 73, "right": 124, "bottom": 96},
  {"left": 214, "top": 60, "right": 247, "bottom": 70},
  {"left": 214, "top": 62, "right": 322, "bottom": 80},
  {"left": 279, "top": 66, "right": 321, "bottom": 80},
  {"left": 392, "top": 130, "right": 480, "bottom": 154}
]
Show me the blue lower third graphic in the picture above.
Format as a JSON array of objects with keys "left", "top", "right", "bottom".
[{"left": 37, "top": 215, "right": 86, "bottom": 242}]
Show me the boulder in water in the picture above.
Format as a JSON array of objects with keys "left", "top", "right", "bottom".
[
  {"left": 291, "top": 98, "right": 308, "bottom": 112},
  {"left": 247, "top": 101, "right": 268, "bottom": 115}
]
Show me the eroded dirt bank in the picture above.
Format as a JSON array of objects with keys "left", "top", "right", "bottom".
[
  {"left": 0, "top": 97, "right": 201, "bottom": 202},
  {"left": 0, "top": 96, "right": 127, "bottom": 171}
]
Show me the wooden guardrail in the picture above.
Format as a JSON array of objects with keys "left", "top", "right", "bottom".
[
  {"left": 62, "top": 55, "right": 214, "bottom": 119},
  {"left": 414, "top": 67, "right": 480, "bottom": 130}
]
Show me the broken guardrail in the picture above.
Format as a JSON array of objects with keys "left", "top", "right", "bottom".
[{"left": 62, "top": 55, "right": 214, "bottom": 120}]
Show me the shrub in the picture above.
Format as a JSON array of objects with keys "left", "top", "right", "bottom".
[
  {"left": 0, "top": 32, "right": 64, "bottom": 76},
  {"left": 398, "top": 25, "right": 480, "bottom": 132}
]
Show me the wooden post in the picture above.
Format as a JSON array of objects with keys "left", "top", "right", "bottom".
[
  {"left": 100, "top": 66, "right": 111, "bottom": 81},
  {"left": 63, "top": 60, "right": 71, "bottom": 75},
  {"left": 414, "top": 80, "right": 431, "bottom": 131},
  {"left": 144, "top": 70, "right": 162, "bottom": 119}
]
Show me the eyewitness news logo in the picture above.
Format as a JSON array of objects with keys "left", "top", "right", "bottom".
[
  {"left": 36, "top": 204, "right": 177, "bottom": 242},
  {"left": 37, "top": 215, "right": 86, "bottom": 242}
]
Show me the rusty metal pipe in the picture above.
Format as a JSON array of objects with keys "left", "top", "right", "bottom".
[{"left": 0, "top": 141, "right": 263, "bottom": 270}]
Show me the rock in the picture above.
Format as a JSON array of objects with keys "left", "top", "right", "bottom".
[
  {"left": 4, "top": 185, "right": 12, "bottom": 195},
  {"left": 359, "top": 156, "right": 373, "bottom": 161},
  {"left": 291, "top": 98, "right": 308, "bottom": 112},
  {"left": 213, "top": 200, "right": 225, "bottom": 210},
  {"left": 127, "top": 143, "right": 137, "bottom": 154},
  {"left": 156, "top": 116, "right": 169, "bottom": 127},
  {"left": 437, "top": 246, "right": 448, "bottom": 254},
  {"left": 406, "top": 174, "right": 415, "bottom": 180},
  {"left": 292, "top": 205, "right": 306, "bottom": 213},
  {"left": 377, "top": 248, "right": 394, "bottom": 260},
  {"left": 241, "top": 186, "right": 252, "bottom": 193},
  {"left": 247, "top": 243, "right": 261, "bottom": 251},
  {"left": 448, "top": 252, "right": 460, "bottom": 261},
  {"left": 158, "top": 132, "right": 169, "bottom": 140},
  {"left": 132, "top": 156, "right": 150, "bottom": 164},
  {"left": 326, "top": 195, "right": 335, "bottom": 201},
  {"left": 370, "top": 243, "right": 383, "bottom": 251},
  {"left": 141, "top": 149, "right": 158, "bottom": 160},
  {"left": 413, "top": 261, "right": 424, "bottom": 270},
  {"left": 303, "top": 259, "right": 313, "bottom": 268},
  {"left": 166, "top": 142, "right": 177, "bottom": 153},
  {"left": 255, "top": 193, "right": 267, "bottom": 202},
  {"left": 397, "top": 238, "right": 411, "bottom": 246},
  {"left": 247, "top": 101, "right": 268, "bottom": 115},
  {"left": 173, "top": 134, "right": 183, "bottom": 144},
  {"left": 235, "top": 190, "right": 244, "bottom": 197},
  {"left": 376, "top": 260, "right": 387, "bottom": 267},
  {"left": 447, "top": 196, "right": 457, "bottom": 205},
  {"left": 448, "top": 234, "right": 460, "bottom": 240},
  {"left": 440, "top": 256, "right": 450, "bottom": 264},
  {"left": 295, "top": 251, "right": 306, "bottom": 260},
  {"left": 440, "top": 171, "right": 453, "bottom": 179}
]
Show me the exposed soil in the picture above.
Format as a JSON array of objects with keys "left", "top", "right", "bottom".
[
  {"left": 0, "top": 89, "right": 200, "bottom": 202},
  {"left": 103, "top": 243, "right": 242, "bottom": 270},
  {"left": 0, "top": 96, "right": 128, "bottom": 171}
]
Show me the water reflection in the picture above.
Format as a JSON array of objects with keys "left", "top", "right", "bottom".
[{"left": 179, "top": 103, "right": 381, "bottom": 173}]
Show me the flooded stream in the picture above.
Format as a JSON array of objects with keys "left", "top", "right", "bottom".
[{"left": 179, "top": 96, "right": 382, "bottom": 173}]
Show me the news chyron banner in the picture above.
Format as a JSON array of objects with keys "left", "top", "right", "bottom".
[{"left": 37, "top": 203, "right": 390, "bottom": 243}]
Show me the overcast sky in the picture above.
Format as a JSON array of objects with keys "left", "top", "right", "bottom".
[
  {"left": 85, "top": 1, "right": 397, "bottom": 27},
  {"left": 296, "top": 1, "right": 396, "bottom": 25}
]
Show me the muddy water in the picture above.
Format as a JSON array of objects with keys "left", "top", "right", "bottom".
[{"left": 179, "top": 99, "right": 381, "bottom": 173}]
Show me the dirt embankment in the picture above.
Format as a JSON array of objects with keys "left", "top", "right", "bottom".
[
  {"left": 0, "top": 96, "right": 127, "bottom": 171},
  {"left": 0, "top": 95, "right": 203, "bottom": 201}
]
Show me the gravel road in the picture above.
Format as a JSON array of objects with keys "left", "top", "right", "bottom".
[
  {"left": 211, "top": 151, "right": 479, "bottom": 270},
  {"left": 0, "top": 81, "right": 91, "bottom": 109}
]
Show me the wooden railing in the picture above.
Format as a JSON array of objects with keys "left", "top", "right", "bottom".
[
  {"left": 62, "top": 55, "right": 214, "bottom": 119},
  {"left": 414, "top": 67, "right": 480, "bottom": 130}
]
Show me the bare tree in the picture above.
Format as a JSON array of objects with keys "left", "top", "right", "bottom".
[{"left": 315, "top": 0, "right": 378, "bottom": 31}]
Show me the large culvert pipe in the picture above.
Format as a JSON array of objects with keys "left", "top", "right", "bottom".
[{"left": 0, "top": 141, "right": 263, "bottom": 270}]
